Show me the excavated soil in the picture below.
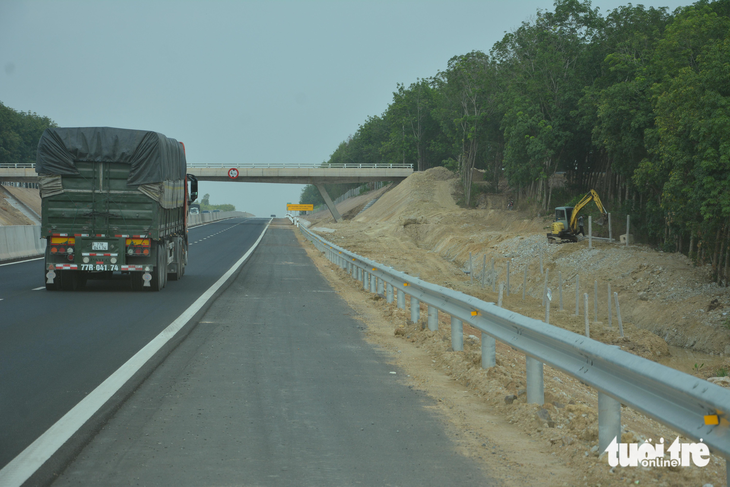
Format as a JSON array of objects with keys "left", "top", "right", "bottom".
[
  {"left": 0, "top": 185, "right": 39, "bottom": 225},
  {"left": 296, "top": 167, "right": 730, "bottom": 487}
]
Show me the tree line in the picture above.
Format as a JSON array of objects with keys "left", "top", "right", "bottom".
[
  {"left": 301, "top": 0, "right": 730, "bottom": 284},
  {"left": 0, "top": 102, "right": 56, "bottom": 164}
]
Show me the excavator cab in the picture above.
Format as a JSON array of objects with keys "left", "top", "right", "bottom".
[
  {"left": 547, "top": 190, "right": 607, "bottom": 243},
  {"left": 551, "top": 206, "right": 573, "bottom": 236}
]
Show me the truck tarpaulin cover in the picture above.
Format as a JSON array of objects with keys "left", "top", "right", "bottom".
[{"left": 35, "top": 127, "right": 186, "bottom": 186}]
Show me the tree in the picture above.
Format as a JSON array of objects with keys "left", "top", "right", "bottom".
[
  {"left": 492, "top": 0, "right": 601, "bottom": 209},
  {"left": 578, "top": 4, "right": 671, "bottom": 201},
  {"left": 382, "top": 79, "right": 440, "bottom": 171},
  {"left": 433, "top": 51, "right": 497, "bottom": 206},
  {"left": 0, "top": 101, "right": 56, "bottom": 164}
]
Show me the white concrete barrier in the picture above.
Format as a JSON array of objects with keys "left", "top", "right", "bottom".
[{"left": 0, "top": 225, "right": 46, "bottom": 262}]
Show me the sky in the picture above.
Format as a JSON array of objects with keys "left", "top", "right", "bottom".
[{"left": 0, "top": 0, "right": 689, "bottom": 217}]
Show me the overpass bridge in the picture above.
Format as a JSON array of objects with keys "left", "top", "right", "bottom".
[{"left": 0, "top": 163, "right": 413, "bottom": 222}]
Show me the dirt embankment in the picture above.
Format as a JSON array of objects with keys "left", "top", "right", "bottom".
[
  {"left": 305, "top": 167, "right": 730, "bottom": 362},
  {"left": 297, "top": 167, "right": 730, "bottom": 486},
  {"left": 0, "top": 185, "right": 42, "bottom": 225}
]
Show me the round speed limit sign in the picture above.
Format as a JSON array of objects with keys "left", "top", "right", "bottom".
[{"left": 228, "top": 168, "right": 239, "bottom": 179}]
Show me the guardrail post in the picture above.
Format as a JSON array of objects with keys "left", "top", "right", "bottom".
[
  {"left": 410, "top": 296, "right": 420, "bottom": 324},
  {"left": 506, "top": 260, "right": 510, "bottom": 296},
  {"left": 558, "top": 271, "right": 563, "bottom": 311},
  {"left": 481, "top": 256, "right": 486, "bottom": 288},
  {"left": 386, "top": 283, "right": 393, "bottom": 303},
  {"left": 482, "top": 333, "right": 496, "bottom": 368},
  {"left": 428, "top": 305, "right": 438, "bottom": 331},
  {"left": 526, "top": 357, "right": 544, "bottom": 405},
  {"left": 523, "top": 267, "right": 527, "bottom": 300},
  {"left": 451, "top": 315, "right": 462, "bottom": 351},
  {"left": 607, "top": 283, "right": 612, "bottom": 327},
  {"left": 584, "top": 293, "right": 590, "bottom": 338},
  {"left": 352, "top": 263, "right": 357, "bottom": 279},
  {"left": 397, "top": 288, "right": 405, "bottom": 310},
  {"left": 608, "top": 213, "right": 612, "bottom": 241},
  {"left": 598, "top": 392, "right": 621, "bottom": 454},
  {"left": 378, "top": 278, "right": 384, "bottom": 295},
  {"left": 363, "top": 271, "right": 369, "bottom": 291},
  {"left": 371, "top": 273, "right": 377, "bottom": 293},
  {"left": 589, "top": 215, "right": 593, "bottom": 249},
  {"left": 614, "top": 292, "right": 624, "bottom": 337}
]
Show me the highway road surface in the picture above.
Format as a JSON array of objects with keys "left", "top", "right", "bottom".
[
  {"left": 0, "top": 218, "right": 268, "bottom": 471},
  {"left": 1, "top": 222, "right": 491, "bottom": 486}
]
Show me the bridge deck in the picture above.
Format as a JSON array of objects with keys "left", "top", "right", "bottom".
[{"left": 0, "top": 164, "right": 413, "bottom": 184}]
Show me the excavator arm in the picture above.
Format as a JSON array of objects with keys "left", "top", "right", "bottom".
[{"left": 568, "top": 190, "right": 608, "bottom": 233}]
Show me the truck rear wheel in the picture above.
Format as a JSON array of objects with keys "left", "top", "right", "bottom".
[
  {"left": 168, "top": 237, "right": 183, "bottom": 281},
  {"left": 148, "top": 243, "right": 166, "bottom": 292}
]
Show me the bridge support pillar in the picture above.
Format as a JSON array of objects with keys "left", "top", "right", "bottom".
[{"left": 315, "top": 184, "right": 342, "bottom": 222}]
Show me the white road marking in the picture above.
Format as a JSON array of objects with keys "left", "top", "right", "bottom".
[
  {"left": 32, "top": 287, "right": 45, "bottom": 291},
  {"left": 0, "top": 222, "right": 271, "bottom": 487},
  {"left": 0, "top": 257, "right": 44, "bottom": 267}
]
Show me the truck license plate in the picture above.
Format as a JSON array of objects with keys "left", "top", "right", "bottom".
[{"left": 92, "top": 242, "right": 108, "bottom": 251}]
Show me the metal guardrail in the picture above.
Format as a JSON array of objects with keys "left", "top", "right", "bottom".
[
  {"left": 295, "top": 219, "right": 730, "bottom": 474},
  {"left": 1, "top": 163, "right": 413, "bottom": 170}
]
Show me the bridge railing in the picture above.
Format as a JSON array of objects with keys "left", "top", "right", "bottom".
[
  {"left": 0, "top": 163, "right": 35, "bottom": 168},
  {"left": 296, "top": 219, "right": 730, "bottom": 474}
]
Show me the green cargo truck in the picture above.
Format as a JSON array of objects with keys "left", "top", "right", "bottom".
[{"left": 37, "top": 127, "right": 198, "bottom": 291}]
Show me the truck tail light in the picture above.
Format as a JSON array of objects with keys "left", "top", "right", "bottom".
[{"left": 125, "top": 238, "right": 150, "bottom": 257}]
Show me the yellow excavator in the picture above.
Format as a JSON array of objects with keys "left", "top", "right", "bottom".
[{"left": 547, "top": 189, "right": 608, "bottom": 243}]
